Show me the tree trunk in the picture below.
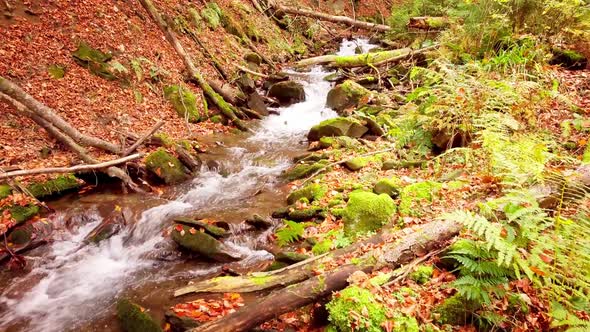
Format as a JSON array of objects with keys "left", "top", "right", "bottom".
[
  {"left": 271, "top": 3, "right": 392, "bottom": 32},
  {"left": 0, "top": 76, "right": 121, "bottom": 154},
  {"left": 192, "top": 220, "right": 462, "bottom": 332},
  {"left": 137, "top": 0, "right": 249, "bottom": 131}
]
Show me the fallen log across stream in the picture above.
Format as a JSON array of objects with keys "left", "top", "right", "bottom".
[
  {"left": 294, "top": 44, "right": 439, "bottom": 68},
  {"left": 190, "top": 220, "right": 462, "bottom": 332}
]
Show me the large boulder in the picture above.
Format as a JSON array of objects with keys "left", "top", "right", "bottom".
[
  {"left": 145, "top": 148, "right": 190, "bottom": 184},
  {"left": 326, "top": 80, "right": 371, "bottom": 114},
  {"left": 307, "top": 117, "right": 368, "bottom": 141},
  {"left": 268, "top": 80, "right": 305, "bottom": 106},
  {"left": 342, "top": 191, "right": 396, "bottom": 237},
  {"left": 171, "top": 224, "right": 242, "bottom": 262}
]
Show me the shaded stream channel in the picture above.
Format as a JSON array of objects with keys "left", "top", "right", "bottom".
[{"left": 0, "top": 39, "right": 376, "bottom": 332}]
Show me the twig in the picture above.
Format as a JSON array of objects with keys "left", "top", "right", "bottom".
[
  {"left": 299, "top": 147, "right": 395, "bottom": 186},
  {"left": 123, "top": 120, "right": 163, "bottom": 157},
  {"left": 0, "top": 153, "right": 144, "bottom": 179}
]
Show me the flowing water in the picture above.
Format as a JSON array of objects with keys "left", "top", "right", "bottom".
[{"left": 0, "top": 38, "right": 376, "bottom": 332}]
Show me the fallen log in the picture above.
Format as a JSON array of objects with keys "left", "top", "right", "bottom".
[
  {"left": 138, "top": 0, "right": 249, "bottom": 132},
  {"left": 271, "top": 3, "right": 391, "bottom": 32},
  {"left": 191, "top": 220, "right": 462, "bottom": 332},
  {"left": 174, "top": 229, "right": 388, "bottom": 296},
  {"left": 0, "top": 154, "right": 143, "bottom": 179},
  {"left": 295, "top": 45, "right": 438, "bottom": 68},
  {"left": 0, "top": 76, "right": 121, "bottom": 154}
]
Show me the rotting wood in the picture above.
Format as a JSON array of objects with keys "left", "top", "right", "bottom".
[
  {"left": 191, "top": 220, "right": 463, "bottom": 332},
  {"left": 138, "top": 0, "right": 249, "bottom": 131}
]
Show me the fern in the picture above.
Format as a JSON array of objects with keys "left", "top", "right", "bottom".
[{"left": 275, "top": 220, "right": 304, "bottom": 247}]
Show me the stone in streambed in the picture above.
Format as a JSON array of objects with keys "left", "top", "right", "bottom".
[
  {"left": 165, "top": 310, "right": 200, "bottom": 332},
  {"left": 116, "top": 299, "right": 162, "bottom": 332},
  {"left": 282, "top": 160, "right": 331, "bottom": 181},
  {"left": 245, "top": 214, "right": 274, "bottom": 229},
  {"left": 171, "top": 224, "right": 242, "bottom": 262},
  {"left": 307, "top": 117, "right": 368, "bottom": 141},
  {"left": 247, "top": 92, "right": 269, "bottom": 116},
  {"left": 268, "top": 80, "right": 305, "bottom": 106},
  {"left": 342, "top": 191, "right": 396, "bottom": 237},
  {"left": 326, "top": 80, "right": 371, "bottom": 114},
  {"left": 145, "top": 148, "right": 190, "bottom": 185}
]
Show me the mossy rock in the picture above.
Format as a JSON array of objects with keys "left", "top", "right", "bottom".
[
  {"left": 319, "top": 136, "right": 361, "bottom": 149},
  {"left": 0, "top": 184, "right": 12, "bottom": 199},
  {"left": 399, "top": 181, "right": 442, "bottom": 216},
  {"left": 275, "top": 251, "right": 310, "bottom": 264},
  {"left": 287, "top": 184, "right": 327, "bottom": 205},
  {"left": 201, "top": 3, "right": 222, "bottom": 29},
  {"left": 326, "top": 80, "right": 371, "bottom": 114},
  {"left": 282, "top": 160, "right": 330, "bottom": 181},
  {"left": 268, "top": 81, "right": 306, "bottom": 106},
  {"left": 116, "top": 299, "right": 162, "bottom": 332},
  {"left": 72, "top": 41, "right": 116, "bottom": 80},
  {"left": 209, "top": 115, "right": 225, "bottom": 124},
  {"left": 145, "top": 148, "right": 189, "bottom": 184},
  {"left": 549, "top": 48, "right": 588, "bottom": 70},
  {"left": 409, "top": 265, "right": 434, "bottom": 284},
  {"left": 344, "top": 157, "right": 370, "bottom": 171},
  {"left": 288, "top": 206, "right": 326, "bottom": 221},
  {"left": 433, "top": 294, "right": 480, "bottom": 325},
  {"left": 373, "top": 177, "right": 402, "bottom": 198},
  {"left": 0, "top": 204, "right": 40, "bottom": 224},
  {"left": 171, "top": 224, "right": 242, "bottom": 262},
  {"left": 174, "top": 218, "right": 227, "bottom": 238},
  {"left": 165, "top": 310, "right": 199, "bottom": 331},
  {"left": 326, "top": 286, "right": 387, "bottom": 332},
  {"left": 26, "top": 175, "right": 81, "bottom": 199},
  {"left": 342, "top": 191, "right": 396, "bottom": 237},
  {"left": 164, "top": 85, "right": 201, "bottom": 123},
  {"left": 307, "top": 117, "right": 368, "bottom": 141}
]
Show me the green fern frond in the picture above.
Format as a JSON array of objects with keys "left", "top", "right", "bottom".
[{"left": 275, "top": 220, "right": 304, "bottom": 247}]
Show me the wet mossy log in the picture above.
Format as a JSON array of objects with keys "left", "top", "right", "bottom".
[
  {"left": 190, "top": 220, "right": 462, "bottom": 332},
  {"left": 294, "top": 45, "right": 438, "bottom": 68}
]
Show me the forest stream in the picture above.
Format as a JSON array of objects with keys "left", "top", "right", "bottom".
[{"left": 0, "top": 39, "right": 376, "bottom": 332}]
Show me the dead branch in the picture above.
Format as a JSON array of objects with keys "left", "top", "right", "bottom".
[
  {"left": 123, "top": 120, "right": 165, "bottom": 156},
  {"left": 270, "top": 2, "right": 392, "bottom": 32}
]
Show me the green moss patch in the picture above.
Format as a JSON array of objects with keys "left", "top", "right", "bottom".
[
  {"left": 201, "top": 3, "right": 223, "bottom": 29},
  {"left": 399, "top": 181, "right": 442, "bottom": 216},
  {"left": 116, "top": 299, "right": 162, "bottom": 332},
  {"left": 3, "top": 204, "right": 40, "bottom": 224},
  {"left": 342, "top": 191, "right": 396, "bottom": 237},
  {"left": 282, "top": 160, "right": 330, "bottom": 181},
  {"left": 326, "top": 80, "right": 371, "bottom": 112},
  {"left": 26, "top": 175, "right": 81, "bottom": 199},
  {"left": 145, "top": 148, "right": 189, "bottom": 184},
  {"left": 326, "top": 286, "right": 387, "bottom": 332},
  {"left": 164, "top": 85, "right": 201, "bottom": 123},
  {"left": 0, "top": 184, "right": 12, "bottom": 199},
  {"left": 433, "top": 294, "right": 480, "bottom": 325},
  {"left": 72, "top": 41, "right": 116, "bottom": 80},
  {"left": 287, "top": 184, "right": 327, "bottom": 204},
  {"left": 409, "top": 265, "right": 434, "bottom": 284},
  {"left": 373, "top": 177, "right": 403, "bottom": 198}
]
